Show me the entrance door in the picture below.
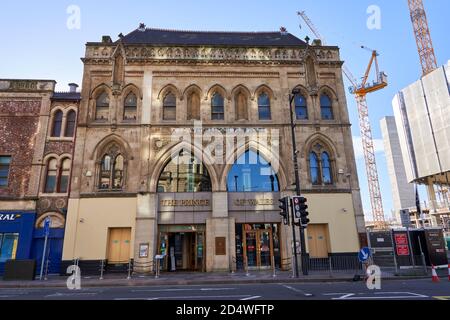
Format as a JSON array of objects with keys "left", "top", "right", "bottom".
[
  {"left": 307, "top": 224, "right": 329, "bottom": 258},
  {"left": 159, "top": 231, "right": 205, "bottom": 272},
  {"left": 244, "top": 229, "right": 273, "bottom": 269},
  {"left": 108, "top": 228, "right": 131, "bottom": 264}
]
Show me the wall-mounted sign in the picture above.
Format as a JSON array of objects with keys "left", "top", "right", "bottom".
[
  {"left": 394, "top": 233, "right": 410, "bottom": 256},
  {"left": 228, "top": 193, "right": 279, "bottom": 211},
  {"left": 159, "top": 193, "right": 212, "bottom": 212},
  {"left": 215, "top": 237, "right": 226, "bottom": 256},
  {"left": 139, "top": 243, "right": 149, "bottom": 258},
  {"left": 0, "top": 214, "right": 21, "bottom": 222}
]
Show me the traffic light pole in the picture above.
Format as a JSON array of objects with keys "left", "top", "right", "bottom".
[
  {"left": 289, "top": 91, "right": 309, "bottom": 276},
  {"left": 290, "top": 198, "right": 299, "bottom": 278}
]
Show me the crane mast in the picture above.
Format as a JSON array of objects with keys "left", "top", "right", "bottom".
[
  {"left": 297, "top": 11, "right": 388, "bottom": 229},
  {"left": 407, "top": 0, "right": 438, "bottom": 76}
]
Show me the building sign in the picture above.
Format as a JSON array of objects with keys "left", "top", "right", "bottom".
[
  {"left": 158, "top": 193, "right": 212, "bottom": 212},
  {"left": 0, "top": 214, "right": 21, "bottom": 222},
  {"left": 139, "top": 243, "right": 149, "bottom": 258},
  {"left": 228, "top": 193, "right": 279, "bottom": 212},
  {"left": 215, "top": 237, "right": 226, "bottom": 256}
]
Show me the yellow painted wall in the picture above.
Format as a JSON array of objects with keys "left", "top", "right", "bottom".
[
  {"left": 305, "top": 193, "right": 360, "bottom": 253},
  {"left": 62, "top": 197, "right": 137, "bottom": 260}
]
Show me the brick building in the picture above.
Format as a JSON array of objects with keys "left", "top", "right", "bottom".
[{"left": 0, "top": 80, "right": 80, "bottom": 275}]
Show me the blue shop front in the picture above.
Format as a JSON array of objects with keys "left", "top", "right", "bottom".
[{"left": 0, "top": 211, "right": 64, "bottom": 276}]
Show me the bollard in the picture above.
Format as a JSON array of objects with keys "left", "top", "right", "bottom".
[
  {"left": 99, "top": 260, "right": 104, "bottom": 280},
  {"left": 155, "top": 259, "right": 160, "bottom": 279},
  {"left": 272, "top": 256, "right": 276, "bottom": 278},
  {"left": 127, "top": 260, "right": 132, "bottom": 280},
  {"left": 245, "top": 256, "right": 250, "bottom": 277},
  {"left": 44, "top": 259, "right": 50, "bottom": 281},
  {"left": 291, "top": 258, "right": 295, "bottom": 278}
]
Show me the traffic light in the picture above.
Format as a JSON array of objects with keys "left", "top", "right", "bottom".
[
  {"left": 279, "top": 197, "right": 290, "bottom": 225},
  {"left": 293, "top": 196, "right": 309, "bottom": 227}
]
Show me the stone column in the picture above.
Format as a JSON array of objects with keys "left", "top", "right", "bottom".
[
  {"left": 133, "top": 193, "right": 158, "bottom": 273},
  {"left": 206, "top": 192, "right": 231, "bottom": 272}
]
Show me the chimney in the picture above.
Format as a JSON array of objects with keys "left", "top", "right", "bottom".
[
  {"left": 102, "top": 35, "right": 112, "bottom": 43},
  {"left": 68, "top": 83, "right": 79, "bottom": 93}
]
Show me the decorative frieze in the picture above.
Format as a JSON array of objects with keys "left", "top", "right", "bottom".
[{"left": 84, "top": 45, "right": 340, "bottom": 65}]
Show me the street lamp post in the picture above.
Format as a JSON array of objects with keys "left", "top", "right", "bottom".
[{"left": 289, "top": 89, "right": 309, "bottom": 276}]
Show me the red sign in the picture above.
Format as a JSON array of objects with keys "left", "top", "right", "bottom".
[
  {"left": 396, "top": 245, "right": 410, "bottom": 256},
  {"left": 394, "top": 234, "right": 408, "bottom": 245}
]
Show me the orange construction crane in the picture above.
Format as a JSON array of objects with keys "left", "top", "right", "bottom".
[
  {"left": 298, "top": 11, "right": 388, "bottom": 230},
  {"left": 407, "top": 0, "right": 438, "bottom": 76}
]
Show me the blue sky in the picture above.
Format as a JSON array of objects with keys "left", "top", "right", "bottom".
[{"left": 1, "top": 0, "right": 448, "bottom": 220}]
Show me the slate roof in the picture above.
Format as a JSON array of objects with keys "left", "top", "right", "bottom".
[
  {"left": 52, "top": 92, "right": 81, "bottom": 101},
  {"left": 117, "top": 27, "right": 307, "bottom": 47}
]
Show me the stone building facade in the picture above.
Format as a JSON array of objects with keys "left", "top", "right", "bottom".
[
  {"left": 62, "top": 26, "right": 365, "bottom": 273},
  {"left": 0, "top": 80, "right": 80, "bottom": 274}
]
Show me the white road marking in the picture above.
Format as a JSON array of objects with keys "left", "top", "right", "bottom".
[
  {"left": 116, "top": 295, "right": 253, "bottom": 300},
  {"left": 45, "top": 292, "right": 99, "bottom": 298},
  {"left": 329, "top": 292, "right": 428, "bottom": 300},
  {"left": 132, "top": 288, "right": 235, "bottom": 293},
  {"left": 240, "top": 296, "right": 261, "bottom": 301},
  {"left": 281, "top": 285, "right": 313, "bottom": 297}
]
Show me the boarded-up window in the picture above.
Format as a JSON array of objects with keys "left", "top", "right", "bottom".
[
  {"left": 187, "top": 92, "right": 200, "bottom": 120},
  {"left": 235, "top": 91, "right": 248, "bottom": 120}
]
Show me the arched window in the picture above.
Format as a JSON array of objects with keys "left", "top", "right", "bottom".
[
  {"left": 163, "top": 93, "right": 176, "bottom": 120},
  {"left": 320, "top": 94, "right": 334, "bottom": 120},
  {"left": 123, "top": 93, "right": 137, "bottom": 121},
  {"left": 99, "top": 155, "right": 112, "bottom": 190},
  {"left": 64, "top": 110, "right": 77, "bottom": 137},
  {"left": 211, "top": 93, "right": 224, "bottom": 120},
  {"left": 44, "top": 158, "right": 58, "bottom": 193},
  {"left": 95, "top": 92, "right": 110, "bottom": 121},
  {"left": 258, "top": 93, "right": 271, "bottom": 120},
  {"left": 308, "top": 143, "right": 334, "bottom": 186},
  {"left": 157, "top": 150, "right": 211, "bottom": 192},
  {"left": 321, "top": 152, "right": 333, "bottom": 185},
  {"left": 58, "top": 158, "right": 71, "bottom": 193},
  {"left": 98, "top": 145, "right": 126, "bottom": 191},
  {"left": 187, "top": 91, "right": 200, "bottom": 120},
  {"left": 52, "top": 110, "right": 63, "bottom": 137},
  {"left": 294, "top": 94, "right": 308, "bottom": 120},
  {"left": 113, "top": 155, "right": 124, "bottom": 189},
  {"left": 235, "top": 91, "right": 248, "bottom": 121},
  {"left": 227, "top": 150, "right": 279, "bottom": 192},
  {"left": 309, "top": 152, "right": 320, "bottom": 185}
]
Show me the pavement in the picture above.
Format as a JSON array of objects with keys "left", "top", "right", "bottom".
[{"left": 0, "top": 268, "right": 445, "bottom": 289}]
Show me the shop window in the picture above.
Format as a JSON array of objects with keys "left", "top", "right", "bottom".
[
  {"left": 0, "top": 156, "right": 11, "bottom": 188},
  {"left": 211, "top": 93, "right": 224, "bottom": 120},
  {"left": 51, "top": 110, "right": 63, "bottom": 137},
  {"left": 258, "top": 93, "right": 271, "bottom": 120},
  {"left": 44, "top": 158, "right": 58, "bottom": 193},
  {"left": 64, "top": 110, "right": 77, "bottom": 137},
  {"left": 320, "top": 94, "right": 334, "bottom": 120},
  {"left": 157, "top": 150, "right": 211, "bottom": 192},
  {"left": 227, "top": 150, "right": 279, "bottom": 192},
  {"left": 163, "top": 93, "right": 176, "bottom": 121},
  {"left": 187, "top": 91, "right": 201, "bottom": 120},
  {"left": 294, "top": 94, "right": 308, "bottom": 120},
  {"left": 0, "top": 233, "right": 19, "bottom": 263},
  {"left": 95, "top": 91, "right": 110, "bottom": 121},
  {"left": 123, "top": 92, "right": 137, "bottom": 121}
]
